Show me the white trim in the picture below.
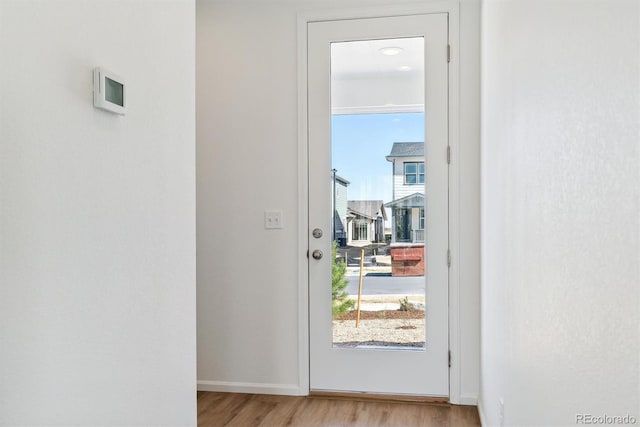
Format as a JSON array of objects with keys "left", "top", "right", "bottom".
[
  {"left": 297, "top": 0, "right": 462, "bottom": 400},
  {"left": 477, "top": 397, "right": 487, "bottom": 426},
  {"left": 446, "top": 2, "right": 463, "bottom": 406},
  {"left": 459, "top": 393, "right": 479, "bottom": 406},
  {"left": 298, "top": 1, "right": 461, "bottom": 23},
  {"left": 297, "top": 10, "right": 311, "bottom": 397},
  {"left": 332, "top": 104, "right": 423, "bottom": 115},
  {"left": 198, "top": 381, "right": 304, "bottom": 396}
]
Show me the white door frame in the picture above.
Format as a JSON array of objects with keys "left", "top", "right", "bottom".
[{"left": 296, "top": 1, "right": 461, "bottom": 403}]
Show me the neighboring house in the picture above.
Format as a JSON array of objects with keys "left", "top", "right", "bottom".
[
  {"left": 346, "top": 200, "right": 387, "bottom": 246},
  {"left": 384, "top": 142, "right": 425, "bottom": 244},
  {"left": 332, "top": 173, "right": 349, "bottom": 245}
]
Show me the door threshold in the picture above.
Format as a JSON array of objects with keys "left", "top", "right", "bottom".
[{"left": 310, "top": 390, "right": 449, "bottom": 405}]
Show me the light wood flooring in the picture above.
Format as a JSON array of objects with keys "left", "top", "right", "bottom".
[{"left": 197, "top": 391, "right": 481, "bottom": 426}]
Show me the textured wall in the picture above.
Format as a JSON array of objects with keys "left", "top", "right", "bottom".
[
  {"left": 481, "top": 1, "right": 639, "bottom": 425},
  {"left": 0, "top": 1, "right": 196, "bottom": 424}
]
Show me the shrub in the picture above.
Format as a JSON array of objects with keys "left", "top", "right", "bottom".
[
  {"left": 398, "top": 296, "right": 417, "bottom": 312},
  {"left": 332, "top": 241, "right": 355, "bottom": 317}
]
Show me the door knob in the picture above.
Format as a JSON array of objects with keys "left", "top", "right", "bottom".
[{"left": 312, "top": 249, "right": 323, "bottom": 260}]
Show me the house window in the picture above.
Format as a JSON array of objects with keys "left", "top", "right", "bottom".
[
  {"left": 404, "top": 162, "right": 424, "bottom": 184},
  {"left": 419, "top": 208, "right": 425, "bottom": 230},
  {"left": 353, "top": 220, "right": 368, "bottom": 241}
]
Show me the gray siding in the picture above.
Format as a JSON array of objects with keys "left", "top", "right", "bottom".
[{"left": 335, "top": 180, "right": 348, "bottom": 239}]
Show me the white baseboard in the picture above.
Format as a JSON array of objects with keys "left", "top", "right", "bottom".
[
  {"left": 197, "top": 380, "right": 304, "bottom": 396},
  {"left": 477, "top": 397, "right": 487, "bottom": 427}
]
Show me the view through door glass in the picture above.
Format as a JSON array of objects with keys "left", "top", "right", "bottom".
[{"left": 330, "top": 37, "right": 427, "bottom": 350}]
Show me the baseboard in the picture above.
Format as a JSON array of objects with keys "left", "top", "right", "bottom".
[
  {"left": 310, "top": 390, "right": 449, "bottom": 405},
  {"left": 477, "top": 397, "right": 487, "bottom": 427},
  {"left": 197, "top": 380, "right": 303, "bottom": 396}
]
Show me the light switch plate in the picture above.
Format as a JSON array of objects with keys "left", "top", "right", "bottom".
[{"left": 264, "top": 210, "right": 283, "bottom": 229}]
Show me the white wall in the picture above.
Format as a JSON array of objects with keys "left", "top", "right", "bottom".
[
  {"left": 481, "top": 1, "right": 639, "bottom": 425},
  {"left": 197, "top": 0, "right": 480, "bottom": 402},
  {"left": 0, "top": 1, "right": 196, "bottom": 425},
  {"left": 197, "top": 0, "right": 301, "bottom": 394}
]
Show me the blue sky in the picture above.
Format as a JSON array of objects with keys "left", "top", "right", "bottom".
[{"left": 331, "top": 112, "right": 424, "bottom": 204}]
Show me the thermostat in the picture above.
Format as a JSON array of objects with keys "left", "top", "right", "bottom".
[{"left": 93, "top": 68, "right": 126, "bottom": 115}]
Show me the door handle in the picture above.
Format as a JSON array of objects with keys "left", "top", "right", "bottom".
[{"left": 312, "top": 249, "right": 323, "bottom": 260}]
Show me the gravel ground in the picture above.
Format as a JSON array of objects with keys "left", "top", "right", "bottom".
[{"left": 332, "top": 318, "right": 425, "bottom": 348}]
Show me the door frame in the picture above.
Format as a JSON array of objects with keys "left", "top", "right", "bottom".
[{"left": 296, "top": 1, "right": 461, "bottom": 403}]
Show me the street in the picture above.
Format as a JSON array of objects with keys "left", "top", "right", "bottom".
[{"left": 345, "top": 274, "right": 424, "bottom": 296}]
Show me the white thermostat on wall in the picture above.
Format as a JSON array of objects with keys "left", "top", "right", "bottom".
[{"left": 93, "top": 67, "right": 126, "bottom": 115}]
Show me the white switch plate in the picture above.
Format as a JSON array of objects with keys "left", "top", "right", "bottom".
[{"left": 264, "top": 210, "right": 283, "bottom": 229}]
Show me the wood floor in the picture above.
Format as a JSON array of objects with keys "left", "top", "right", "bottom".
[{"left": 198, "top": 391, "right": 481, "bottom": 426}]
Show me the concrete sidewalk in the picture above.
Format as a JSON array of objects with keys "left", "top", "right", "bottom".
[{"left": 346, "top": 294, "right": 425, "bottom": 311}]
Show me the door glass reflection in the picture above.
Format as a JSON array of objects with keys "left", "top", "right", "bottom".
[{"left": 330, "top": 38, "right": 426, "bottom": 350}]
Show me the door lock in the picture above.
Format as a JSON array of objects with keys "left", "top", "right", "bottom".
[{"left": 312, "top": 228, "right": 323, "bottom": 238}]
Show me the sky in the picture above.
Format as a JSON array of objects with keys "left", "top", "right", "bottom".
[{"left": 331, "top": 112, "right": 424, "bottom": 204}]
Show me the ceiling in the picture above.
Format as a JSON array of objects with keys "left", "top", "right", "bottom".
[
  {"left": 330, "top": 37, "right": 425, "bottom": 114},
  {"left": 331, "top": 37, "right": 424, "bottom": 79}
]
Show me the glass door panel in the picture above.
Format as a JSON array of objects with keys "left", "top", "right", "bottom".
[{"left": 308, "top": 13, "right": 449, "bottom": 396}]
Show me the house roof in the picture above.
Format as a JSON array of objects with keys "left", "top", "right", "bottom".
[
  {"left": 347, "top": 200, "right": 388, "bottom": 221},
  {"left": 386, "top": 142, "right": 424, "bottom": 160},
  {"left": 335, "top": 174, "right": 350, "bottom": 186},
  {"left": 384, "top": 192, "right": 425, "bottom": 208}
]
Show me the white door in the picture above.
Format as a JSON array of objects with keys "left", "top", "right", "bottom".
[{"left": 308, "top": 14, "right": 450, "bottom": 396}]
